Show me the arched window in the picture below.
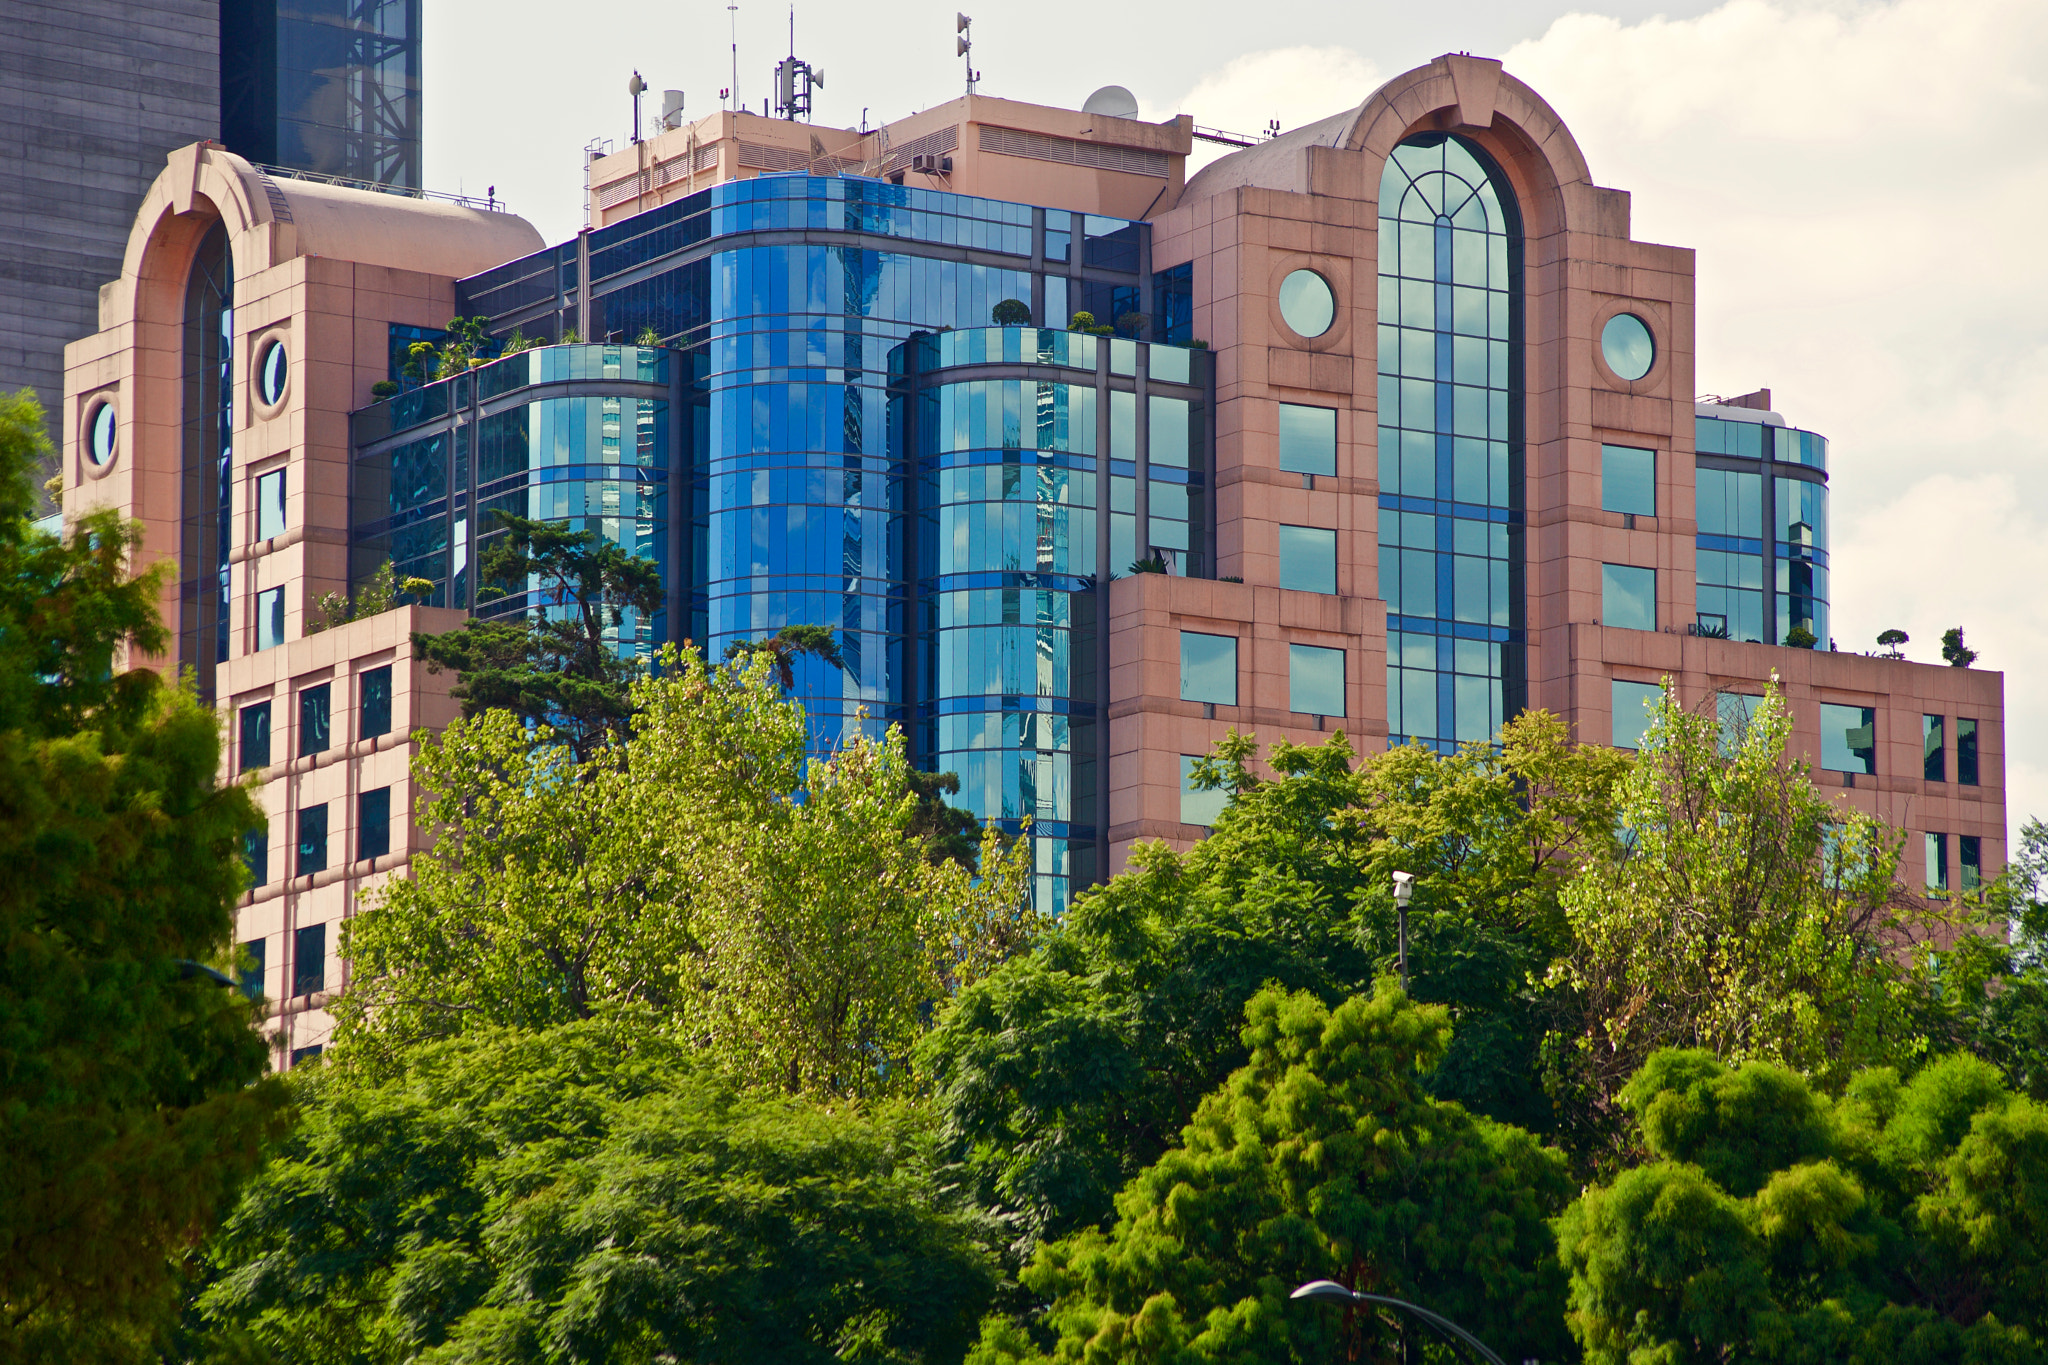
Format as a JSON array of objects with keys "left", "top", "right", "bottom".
[
  {"left": 1376, "top": 134, "right": 1523, "bottom": 750},
  {"left": 181, "top": 220, "right": 234, "bottom": 700}
]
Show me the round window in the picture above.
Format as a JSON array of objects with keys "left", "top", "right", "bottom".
[
  {"left": 86, "top": 401, "right": 117, "bottom": 466},
  {"left": 258, "top": 339, "right": 289, "bottom": 405},
  {"left": 1600, "top": 313, "right": 1655, "bottom": 382},
  {"left": 1277, "top": 269, "right": 1336, "bottom": 339}
]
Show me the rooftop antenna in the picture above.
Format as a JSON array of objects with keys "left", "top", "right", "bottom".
[
  {"left": 728, "top": 0, "right": 740, "bottom": 113},
  {"left": 956, "top": 13, "right": 978, "bottom": 95},
  {"left": 773, "top": 8, "right": 822, "bottom": 121},
  {"left": 628, "top": 70, "right": 645, "bottom": 143}
]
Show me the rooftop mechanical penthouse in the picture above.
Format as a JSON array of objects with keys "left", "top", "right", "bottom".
[{"left": 60, "top": 54, "right": 2006, "bottom": 1065}]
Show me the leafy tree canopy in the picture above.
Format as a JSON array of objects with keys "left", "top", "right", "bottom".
[
  {"left": 970, "top": 983, "right": 1574, "bottom": 1365},
  {"left": 412, "top": 510, "right": 662, "bottom": 761},
  {"left": 1559, "top": 1047, "right": 2048, "bottom": 1363},
  {"left": 195, "top": 1019, "right": 1002, "bottom": 1365},
  {"left": 0, "top": 389, "right": 284, "bottom": 1359}
]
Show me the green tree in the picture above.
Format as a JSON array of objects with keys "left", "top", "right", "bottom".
[
  {"left": 195, "top": 1020, "right": 1003, "bottom": 1365},
  {"left": 992, "top": 298, "right": 1032, "bottom": 325},
  {"left": 918, "top": 714, "right": 1625, "bottom": 1260},
  {"left": 1942, "top": 626, "right": 1980, "bottom": 667},
  {"left": 1546, "top": 682, "right": 1940, "bottom": 1151},
  {"left": 307, "top": 559, "right": 434, "bottom": 633},
  {"left": 340, "top": 645, "right": 1035, "bottom": 1097},
  {"left": 721, "top": 621, "right": 845, "bottom": 689},
  {"left": 0, "top": 390, "right": 285, "bottom": 1358},
  {"left": 971, "top": 983, "right": 1574, "bottom": 1365},
  {"left": 412, "top": 510, "right": 663, "bottom": 761},
  {"left": 1558, "top": 1047, "right": 2048, "bottom": 1363}
]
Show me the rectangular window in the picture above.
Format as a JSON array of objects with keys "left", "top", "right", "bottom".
[
  {"left": 1717, "top": 692, "right": 1761, "bottom": 756},
  {"left": 1821, "top": 703, "right": 1878, "bottom": 774},
  {"left": 293, "top": 921, "right": 325, "bottom": 997},
  {"left": 1925, "top": 832, "right": 1949, "bottom": 895},
  {"left": 1958, "top": 717, "right": 1979, "bottom": 786},
  {"left": 358, "top": 786, "right": 392, "bottom": 862},
  {"left": 1110, "top": 390, "right": 1136, "bottom": 460},
  {"left": 290, "top": 1044, "right": 324, "bottom": 1067},
  {"left": 1602, "top": 563, "right": 1656, "bottom": 631},
  {"left": 1278, "top": 525, "right": 1337, "bottom": 594},
  {"left": 1961, "top": 835, "right": 1982, "bottom": 891},
  {"left": 239, "top": 937, "right": 265, "bottom": 1001},
  {"left": 1278, "top": 403, "right": 1337, "bottom": 476},
  {"left": 243, "top": 820, "right": 268, "bottom": 888},
  {"left": 1289, "top": 643, "right": 1346, "bottom": 716},
  {"left": 1148, "top": 395, "right": 1190, "bottom": 468},
  {"left": 1612, "top": 678, "right": 1664, "bottom": 750},
  {"left": 299, "top": 683, "right": 331, "bottom": 757},
  {"left": 297, "top": 803, "right": 328, "bottom": 877},
  {"left": 1923, "top": 714, "right": 1946, "bottom": 783},
  {"left": 256, "top": 468, "right": 287, "bottom": 541},
  {"left": 1601, "top": 444, "right": 1656, "bottom": 517},
  {"left": 256, "top": 586, "right": 286, "bottom": 650},
  {"left": 1181, "top": 755, "right": 1229, "bottom": 827},
  {"left": 1179, "top": 631, "right": 1238, "bottom": 705},
  {"left": 360, "top": 665, "right": 393, "bottom": 739},
  {"left": 239, "top": 701, "right": 272, "bottom": 771}
]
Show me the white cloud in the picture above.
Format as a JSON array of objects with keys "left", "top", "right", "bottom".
[{"left": 1142, "top": 46, "right": 1383, "bottom": 174}]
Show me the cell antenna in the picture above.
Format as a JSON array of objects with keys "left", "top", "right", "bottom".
[
  {"left": 628, "top": 70, "right": 645, "bottom": 144},
  {"left": 728, "top": 0, "right": 740, "bottom": 112},
  {"left": 956, "top": 13, "right": 978, "bottom": 95}
]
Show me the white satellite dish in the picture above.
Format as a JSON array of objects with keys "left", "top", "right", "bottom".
[{"left": 1082, "top": 84, "right": 1140, "bottom": 119}]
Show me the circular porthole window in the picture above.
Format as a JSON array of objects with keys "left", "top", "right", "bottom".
[
  {"left": 257, "top": 339, "right": 289, "bottom": 406},
  {"left": 1278, "top": 268, "right": 1336, "bottom": 339},
  {"left": 86, "top": 400, "right": 117, "bottom": 466},
  {"left": 1600, "top": 312, "right": 1655, "bottom": 382}
]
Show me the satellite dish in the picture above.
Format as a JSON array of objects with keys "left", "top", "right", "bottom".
[{"left": 1082, "top": 84, "right": 1140, "bottom": 119}]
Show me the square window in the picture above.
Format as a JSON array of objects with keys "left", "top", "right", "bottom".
[
  {"left": 361, "top": 666, "right": 393, "bottom": 739},
  {"left": 239, "top": 937, "right": 265, "bottom": 1001},
  {"left": 256, "top": 468, "right": 287, "bottom": 541},
  {"left": 299, "top": 683, "right": 331, "bottom": 757},
  {"left": 1820, "top": 703, "right": 1878, "bottom": 775},
  {"left": 1925, "top": 832, "right": 1949, "bottom": 895},
  {"left": 1181, "top": 755, "right": 1229, "bottom": 827},
  {"left": 243, "top": 820, "right": 268, "bottom": 888},
  {"left": 1957, "top": 718, "right": 1979, "bottom": 786},
  {"left": 1923, "top": 714, "right": 1946, "bottom": 783},
  {"left": 1602, "top": 563, "right": 1656, "bottom": 631},
  {"left": 239, "top": 701, "right": 272, "bottom": 771},
  {"left": 1611, "top": 678, "right": 1663, "bottom": 750},
  {"left": 1278, "top": 525, "right": 1337, "bottom": 594},
  {"left": 296, "top": 803, "right": 328, "bottom": 878},
  {"left": 1717, "top": 692, "right": 1761, "bottom": 756},
  {"left": 256, "top": 586, "right": 286, "bottom": 650},
  {"left": 1278, "top": 403, "right": 1337, "bottom": 476},
  {"left": 1179, "top": 631, "right": 1237, "bottom": 705},
  {"left": 1289, "top": 643, "right": 1346, "bottom": 716},
  {"left": 1601, "top": 445, "right": 1656, "bottom": 517},
  {"left": 293, "top": 922, "right": 325, "bottom": 997},
  {"left": 358, "top": 786, "right": 392, "bottom": 862}
]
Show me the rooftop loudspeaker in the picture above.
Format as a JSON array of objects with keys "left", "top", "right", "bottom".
[{"left": 1082, "top": 84, "right": 1139, "bottom": 119}]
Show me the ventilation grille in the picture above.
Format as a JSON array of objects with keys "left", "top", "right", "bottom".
[
  {"left": 593, "top": 145, "right": 721, "bottom": 208},
  {"left": 978, "top": 125, "right": 1169, "bottom": 177},
  {"left": 881, "top": 125, "right": 960, "bottom": 176}
]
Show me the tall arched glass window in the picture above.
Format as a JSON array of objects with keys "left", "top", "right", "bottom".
[
  {"left": 1376, "top": 134, "right": 1523, "bottom": 750},
  {"left": 181, "top": 220, "right": 234, "bottom": 701}
]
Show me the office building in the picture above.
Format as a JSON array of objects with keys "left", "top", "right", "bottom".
[{"left": 59, "top": 54, "right": 2006, "bottom": 1063}]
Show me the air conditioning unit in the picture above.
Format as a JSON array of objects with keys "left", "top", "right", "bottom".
[{"left": 911, "top": 154, "right": 954, "bottom": 175}]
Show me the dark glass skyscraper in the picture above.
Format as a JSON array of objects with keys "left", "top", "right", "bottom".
[{"left": 221, "top": 0, "right": 421, "bottom": 188}]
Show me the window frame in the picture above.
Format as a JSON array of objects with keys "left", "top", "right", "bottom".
[
  {"left": 1601, "top": 562, "right": 1657, "bottom": 632},
  {"left": 1179, "top": 630, "right": 1239, "bottom": 706},
  {"left": 1287, "top": 642, "right": 1346, "bottom": 717},
  {"left": 1277, "top": 524, "right": 1338, "bottom": 595},
  {"left": 1601, "top": 444, "right": 1656, "bottom": 517}
]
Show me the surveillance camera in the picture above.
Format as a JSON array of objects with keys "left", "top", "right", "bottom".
[{"left": 1391, "top": 870, "right": 1415, "bottom": 905}]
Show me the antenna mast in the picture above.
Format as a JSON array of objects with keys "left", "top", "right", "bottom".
[
  {"left": 956, "top": 13, "right": 978, "bottom": 95},
  {"left": 728, "top": 0, "right": 739, "bottom": 112}
]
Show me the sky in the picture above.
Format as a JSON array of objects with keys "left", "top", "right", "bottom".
[{"left": 425, "top": 0, "right": 2048, "bottom": 839}]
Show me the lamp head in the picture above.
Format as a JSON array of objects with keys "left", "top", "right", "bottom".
[
  {"left": 1292, "top": 1280, "right": 1362, "bottom": 1304},
  {"left": 1392, "top": 870, "right": 1414, "bottom": 907}
]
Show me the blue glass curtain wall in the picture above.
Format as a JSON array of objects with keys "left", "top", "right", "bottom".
[
  {"left": 896, "top": 326, "right": 1211, "bottom": 911},
  {"left": 1376, "top": 134, "right": 1525, "bottom": 752},
  {"left": 1694, "top": 413, "right": 1831, "bottom": 647},
  {"left": 350, "top": 345, "right": 676, "bottom": 661}
]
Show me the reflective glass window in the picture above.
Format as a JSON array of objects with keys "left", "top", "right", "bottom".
[
  {"left": 239, "top": 936, "right": 265, "bottom": 1000},
  {"left": 256, "top": 587, "right": 285, "bottom": 650},
  {"left": 1924, "top": 714, "right": 1946, "bottom": 783},
  {"left": 1289, "top": 643, "right": 1345, "bottom": 716},
  {"left": 1602, "top": 444, "right": 1655, "bottom": 516},
  {"left": 1111, "top": 391, "right": 1136, "bottom": 460},
  {"left": 1696, "top": 467, "right": 1763, "bottom": 537},
  {"left": 239, "top": 701, "right": 271, "bottom": 771},
  {"left": 1278, "top": 525, "right": 1337, "bottom": 594},
  {"left": 1150, "top": 345, "right": 1191, "bottom": 384},
  {"left": 242, "top": 824, "right": 267, "bottom": 891},
  {"left": 1926, "top": 832, "right": 1949, "bottom": 894},
  {"left": 1181, "top": 755, "right": 1228, "bottom": 827},
  {"left": 296, "top": 803, "right": 328, "bottom": 878},
  {"left": 1718, "top": 692, "right": 1761, "bottom": 755},
  {"left": 1278, "top": 270, "right": 1336, "bottom": 338},
  {"left": 294, "top": 921, "right": 326, "bottom": 997},
  {"left": 1961, "top": 835, "right": 1982, "bottom": 891},
  {"left": 1278, "top": 403, "right": 1337, "bottom": 475},
  {"left": 358, "top": 786, "right": 392, "bottom": 862},
  {"left": 361, "top": 666, "right": 393, "bottom": 738},
  {"left": 1602, "top": 564, "right": 1656, "bottom": 631},
  {"left": 1149, "top": 395, "right": 1190, "bottom": 468},
  {"left": 1820, "top": 703, "right": 1878, "bottom": 774},
  {"left": 1601, "top": 313, "right": 1655, "bottom": 380},
  {"left": 1612, "top": 678, "right": 1663, "bottom": 750},
  {"left": 1180, "top": 631, "right": 1237, "bottom": 705},
  {"left": 1958, "top": 717, "right": 1979, "bottom": 785},
  {"left": 299, "top": 683, "right": 331, "bottom": 757},
  {"left": 256, "top": 469, "right": 287, "bottom": 540}
]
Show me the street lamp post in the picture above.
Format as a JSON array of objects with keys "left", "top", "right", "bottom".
[
  {"left": 1292, "top": 1279, "right": 1512, "bottom": 1365},
  {"left": 1391, "top": 870, "right": 1414, "bottom": 991}
]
